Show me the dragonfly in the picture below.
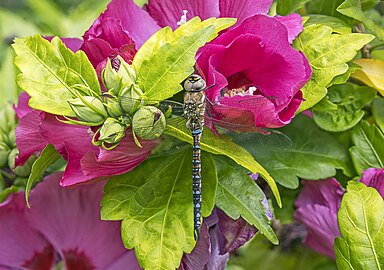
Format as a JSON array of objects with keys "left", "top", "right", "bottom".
[{"left": 98, "top": 74, "right": 288, "bottom": 240}]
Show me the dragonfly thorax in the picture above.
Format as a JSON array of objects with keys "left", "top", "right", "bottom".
[{"left": 183, "top": 74, "right": 206, "bottom": 92}]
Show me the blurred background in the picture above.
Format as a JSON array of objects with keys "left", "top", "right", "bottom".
[{"left": 1, "top": 0, "right": 383, "bottom": 269}]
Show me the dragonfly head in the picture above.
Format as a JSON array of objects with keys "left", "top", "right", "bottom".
[{"left": 183, "top": 74, "right": 206, "bottom": 92}]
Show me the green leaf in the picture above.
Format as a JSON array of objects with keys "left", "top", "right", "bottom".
[
  {"left": 313, "top": 83, "right": 376, "bottom": 132},
  {"left": 233, "top": 115, "right": 354, "bottom": 188},
  {"left": 214, "top": 156, "right": 277, "bottom": 244},
  {"left": 372, "top": 97, "right": 384, "bottom": 133},
  {"left": 337, "top": 0, "right": 384, "bottom": 40},
  {"left": 228, "top": 234, "right": 337, "bottom": 270},
  {"left": 133, "top": 17, "right": 236, "bottom": 101},
  {"left": 305, "top": 15, "right": 352, "bottom": 34},
  {"left": 360, "top": 0, "right": 380, "bottom": 10},
  {"left": 163, "top": 117, "right": 281, "bottom": 207},
  {"left": 335, "top": 181, "right": 384, "bottom": 270},
  {"left": 329, "top": 62, "right": 361, "bottom": 85},
  {"left": 293, "top": 24, "right": 374, "bottom": 111},
  {"left": 25, "top": 144, "right": 61, "bottom": 208},
  {"left": 101, "top": 148, "right": 217, "bottom": 270},
  {"left": 276, "top": 0, "right": 311, "bottom": 15},
  {"left": 0, "top": 185, "right": 19, "bottom": 203},
  {"left": 350, "top": 120, "right": 384, "bottom": 174},
  {"left": 13, "top": 34, "right": 101, "bottom": 117},
  {"left": 306, "top": 0, "right": 349, "bottom": 18}
]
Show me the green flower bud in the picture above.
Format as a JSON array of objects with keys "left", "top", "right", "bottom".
[
  {"left": 98, "top": 118, "right": 126, "bottom": 145},
  {"left": 118, "top": 57, "right": 136, "bottom": 86},
  {"left": 120, "top": 84, "right": 144, "bottom": 113},
  {"left": 8, "top": 148, "right": 37, "bottom": 177},
  {"left": 0, "top": 104, "right": 16, "bottom": 135},
  {"left": 132, "top": 106, "right": 166, "bottom": 140},
  {"left": 0, "top": 144, "right": 10, "bottom": 168},
  {"left": 102, "top": 56, "right": 137, "bottom": 96},
  {"left": 104, "top": 96, "right": 124, "bottom": 118},
  {"left": 68, "top": 96, "right": 108, "bottom": 125},
  {"left": 7, "top": 127, "right": 16, "bottom": 148},
  {"left": 102, "top": 59, "right": 123, "bottom": 96}
]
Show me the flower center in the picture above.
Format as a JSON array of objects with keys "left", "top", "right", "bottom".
[
  {"left": 222, "top": 86, "right": 257, "bottom": 98},
  {"left": 62, "top": 248, "right": 96, "bottom": 270},
  {"left": 176, "top": 10, "right": 188, "bottom": 26}
]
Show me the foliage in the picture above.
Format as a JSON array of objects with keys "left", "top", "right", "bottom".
[
  {"left": 2, "top": 0, "right": 384, "bottom": 269},
  {"left": 335, "top": 181, "right": 384, "bottom": 269}
]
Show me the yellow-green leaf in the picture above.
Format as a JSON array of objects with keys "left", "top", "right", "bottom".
[{"left": 13, "top": 35, "right": 100, "bottom": 116}]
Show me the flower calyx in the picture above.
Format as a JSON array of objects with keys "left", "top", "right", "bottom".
[{"left": 68, "top": 96, "right": 108, "bottom": 126}]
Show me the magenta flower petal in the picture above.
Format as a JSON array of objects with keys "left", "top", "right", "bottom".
[
  {"left": 179, "top": 223, "right": 211, "bottom": 270},
  {"left": 0, "top": 194, "right": 54, "bottom": 270},
  {"left": 82, "top": 17, "right": 137, "bottom": 72},
  {"left": 26, "top": 173, "right": 140, "bottom": 269},
  {"left": 14, "top": 92, "right": 33, "bottom": 118},
  {"left": 85, "top": 0, "right": 160, "bottom": 49},
  {"left": 360, "top": 168, "right": 384, "bottom": 198},
  {"left": 275, "top": 14, "right": 304, "bottom": 43},
  {"left": 294, "top": 179, "right": 344, "bottom": 259},
  {"left": 197, "top": 15, "right": 311, "bottom": 128},
  {"left": 15, "top": 110, "right": 47, "bottom": 166},
  {"left": 147, "top": 0, "right": 220, "bottom": 29},
  {"left": 78, "top": 135, "right": 159, "bottom": 187},
  {"left": 219, "top": 0, "right": 272, "bottom": 24},
  {"left": 45, "top": 37, "right": 83, "bottom": 52},
  {"left": 216, "top": 209, "right": 257, "bottom": 254}
]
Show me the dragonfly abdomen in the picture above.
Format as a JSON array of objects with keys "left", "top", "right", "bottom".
[{"left": 191, "top": 129, "right": 202, "bottom": 240}]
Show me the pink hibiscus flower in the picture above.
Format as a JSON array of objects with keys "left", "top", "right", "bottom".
[{"left": 0, "top": 172, "right": 141, "bottom": 270}]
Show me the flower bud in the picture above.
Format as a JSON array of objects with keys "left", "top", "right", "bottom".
[
  {"left": 8, "top": 148, "right": 37, "bottom": 177},
  {"left": 98, "top": 118, "right": 126, "bottom": 145},
  {"left": 120, "top": 84, "right": 144, "bottom": 113},
  {"left": 68, "top": 96, "right": 108, "bottom": 125},
  {"left": 118, "top": 57, "right": 136, "bottom": 85},
  {"left": 132, "top": 106, "right": 166, "bottom": 140},
  {"left": 103, "top": 59, "right": 122, "bottom": 95},
  {"left": 0, "top": 104, "right": 16, "bottom": 135},
  {"left": 102, "top": 56, "right": 137, "bottom": 96},
  {"left": 104, "top": 96, "right": 124, "bottom": 118},
  {"left": 0, "top": 144, "right": 9, "bottom": 168}
]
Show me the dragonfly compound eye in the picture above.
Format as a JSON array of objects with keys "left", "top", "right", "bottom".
[
  {"left": 183, "top": 75, "right": 206, "bottom": 92},
  {"left": 132, "top": 106, "right": 166, "bottom": 140}
]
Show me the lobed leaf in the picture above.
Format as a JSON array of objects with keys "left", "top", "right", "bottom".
[
  {"left": 234, "top": 115, "right": 355, "bottom": 189},
  {"left": 293, "top": 24, "right": 374, "bottom": 111},
  {"left": 133, "top": 17, "right": 236, "bottom": 101},
  {"left": 13, "top": 35, "right": 100, "bottom": 117},
  {"left": 335, "top": 181, "right": 384, "bottom": 270},
  {"left": 101, "top": 148, "right": 217, "bottom": 270},
  {"left": 350, "top": 120, "right": 384, "bottom": 174},
  {"left": 214, "top": 156, "right": 278, "bottom": 244},
  {"left": 164, "top": 118, "right": 281, "bottom": 207},
  {"left": 313, "top": 83, "right": 376, "bottom": 132},
  {"left": 337, "top": 0, "right": 384, "bottom": 40},
  {"left": 305, "top": 14, "right": 352, "bottom": 34}
]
